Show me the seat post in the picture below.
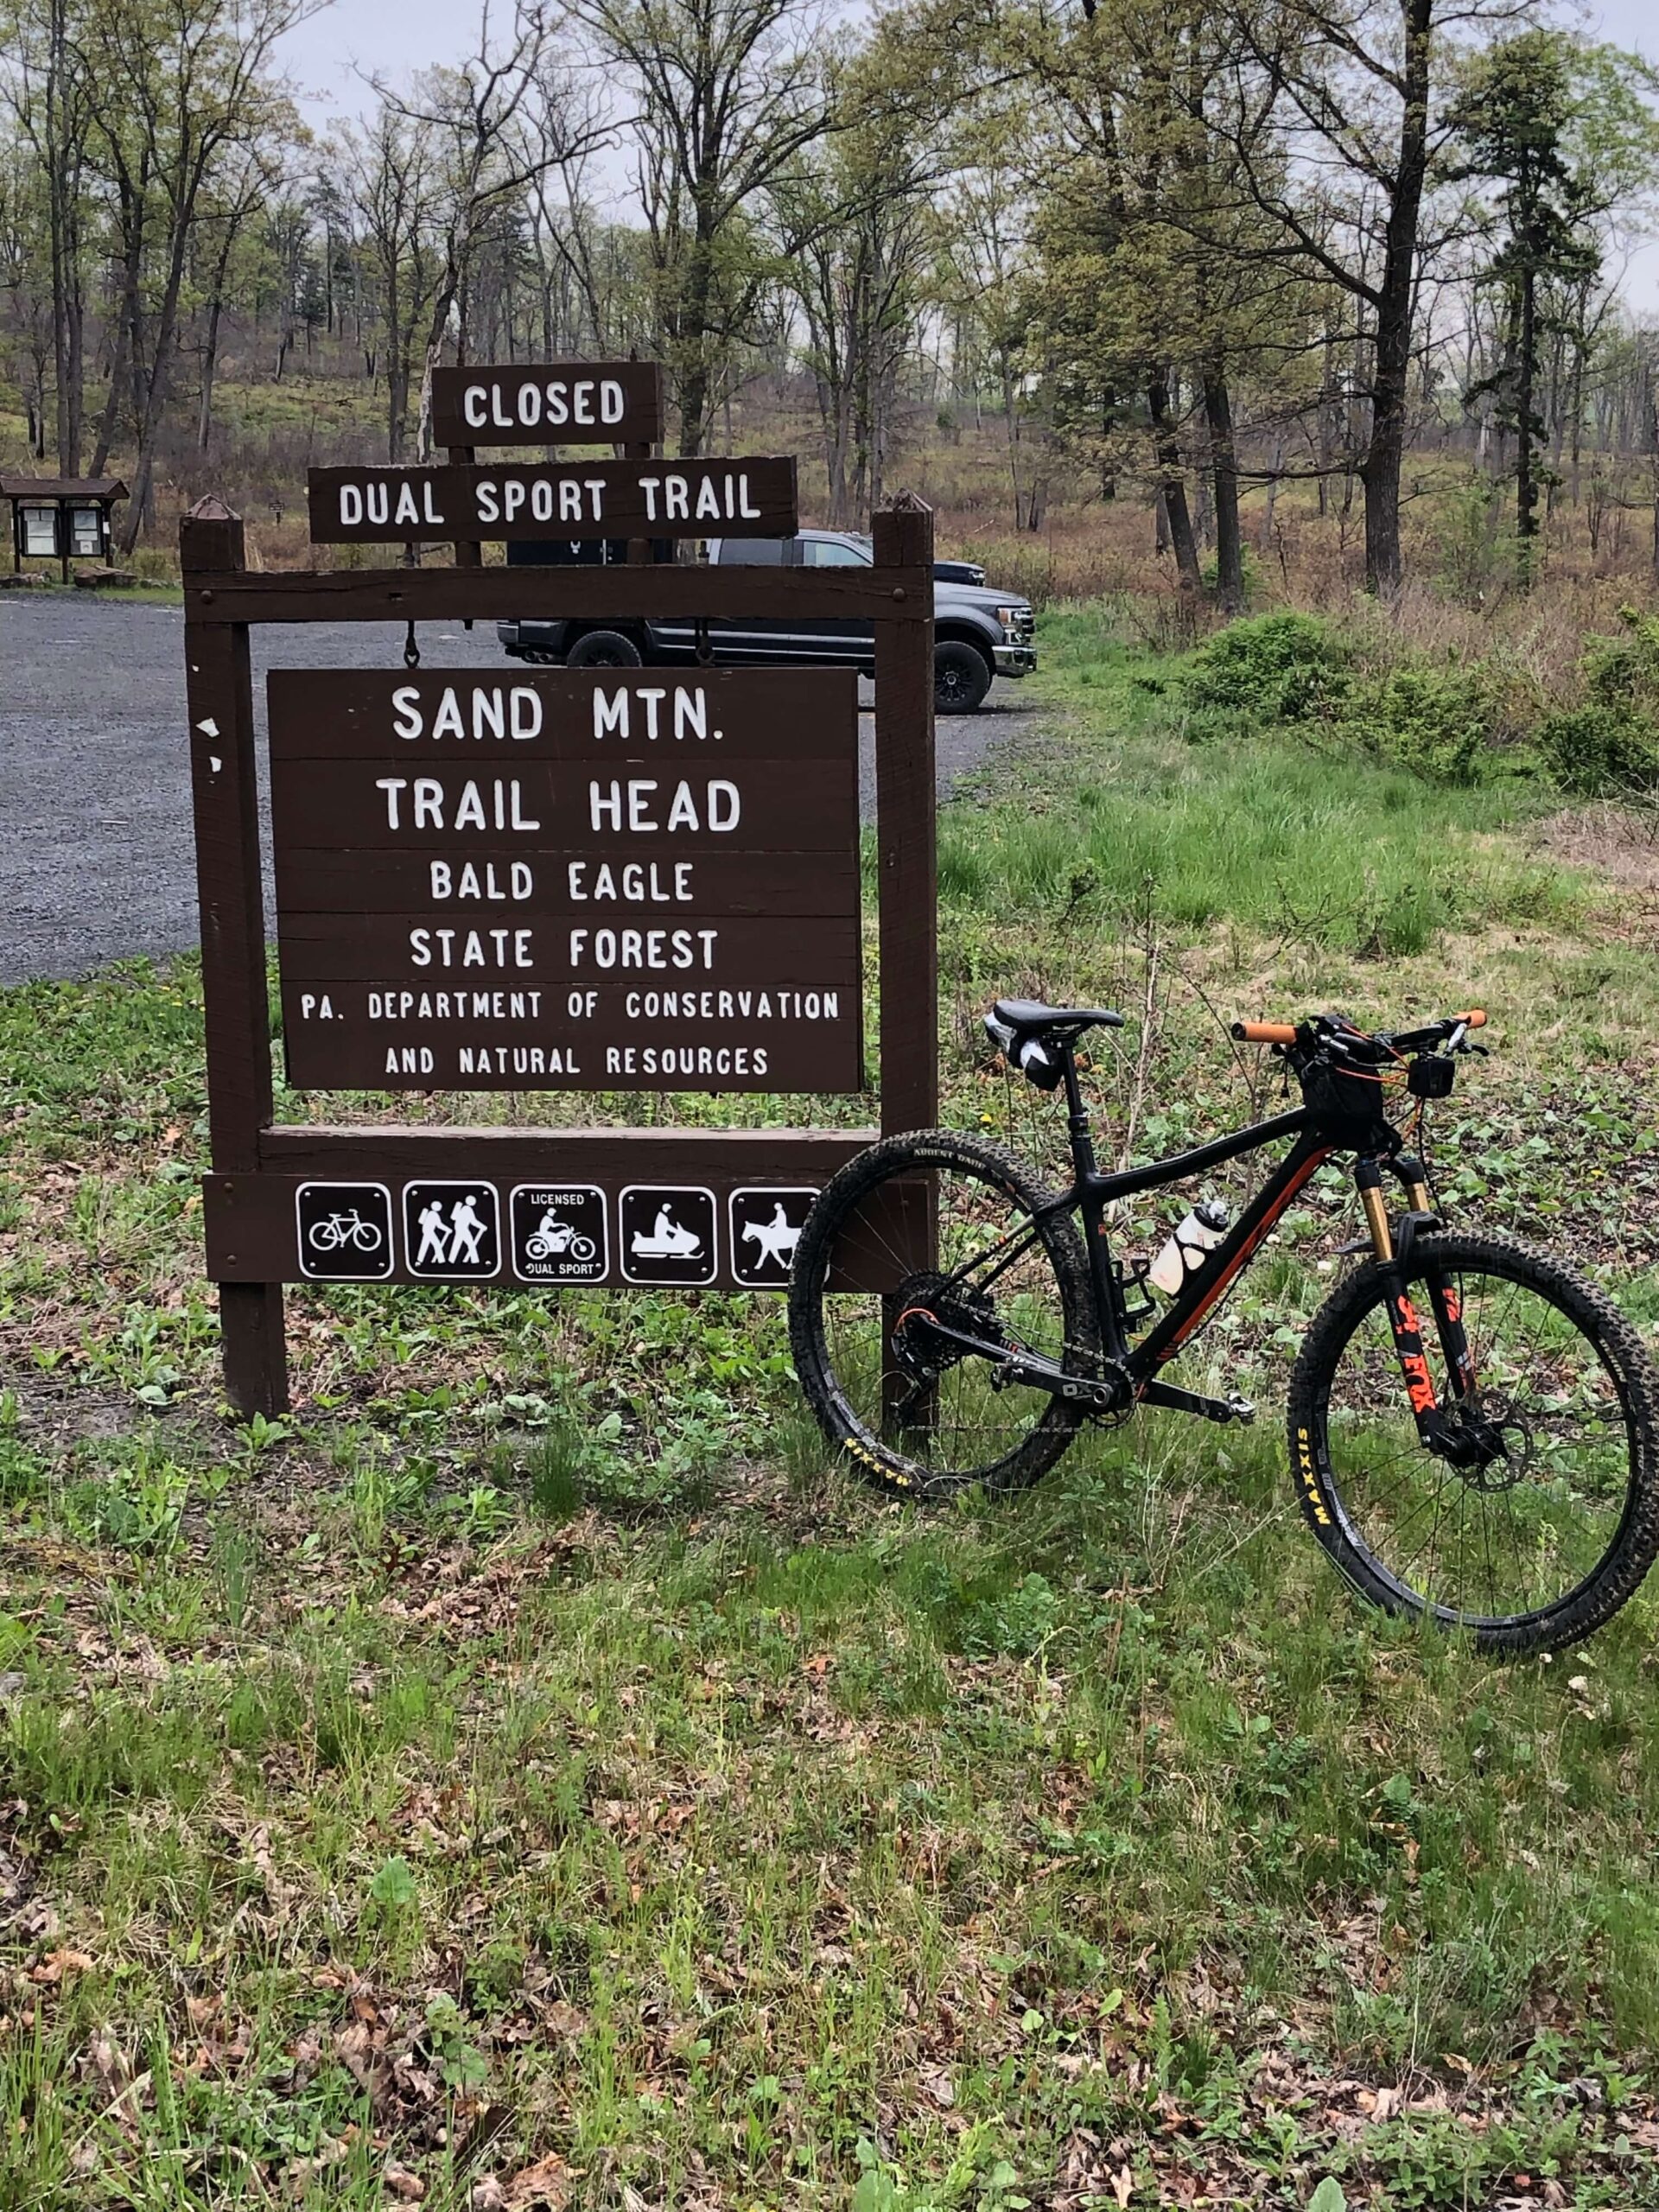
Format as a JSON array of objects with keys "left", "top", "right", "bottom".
[{"left": 1060, "top": 1045, "right": 1098, "bottom": 1178}]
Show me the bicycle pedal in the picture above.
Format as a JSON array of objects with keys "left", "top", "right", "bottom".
[{"left": 1225, "top": 1394, "right": 1256, "bottom": 1425}]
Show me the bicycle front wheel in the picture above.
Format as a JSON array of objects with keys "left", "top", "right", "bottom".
[
  {"left": 1290, "top": 1231, "right": 1659, "bottom": 1654},
  {"left": 789, "top": 1129, "right": 1097, "bottom": 1498}
]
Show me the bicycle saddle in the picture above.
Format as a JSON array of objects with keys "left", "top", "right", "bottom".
[{"left": 992, "top": 998, "right": 1125, "bottom": 1038}]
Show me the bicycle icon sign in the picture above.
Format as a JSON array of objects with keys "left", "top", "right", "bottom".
[
  {"left": 307, "top": 1208, "right": 385, "bottom": 1256},
  {"left": 295, "top": 1183, "right": 394, "bottom": 1280}
]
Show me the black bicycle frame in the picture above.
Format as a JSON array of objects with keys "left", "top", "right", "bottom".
[
  {"left": 1043, "top": 1048, "right": 1333, "bottom": 1376},
  {"left": 882, "top": 1036, "right": 1489, "bottom": 1443}
]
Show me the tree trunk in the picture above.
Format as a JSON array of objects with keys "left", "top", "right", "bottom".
[
  {"left": 1203, "top": 371, "right": 1244, "bottom": 612},
  {"left": 198, "top": 292, "right": 224, "bottom": 452},
  {"left": 1359, "top": 0, "right": 1433, "bottom": 596},
  {"left": 1516, "top": 265, "right": 1538, "bottom": 571},
  {"left": 90, "top": 248, "right": 137, "bottom": 479},
  {"left": 1147, "top": 368, "right": 1201, "bottom": 594},
  {"left": 672, "top": 219, "right": 718, "bottom": 459}
]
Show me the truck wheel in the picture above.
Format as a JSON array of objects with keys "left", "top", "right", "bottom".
[
  {"left": 565, "top": 628, "right": 644, "bottom": 669},
  {"left": 934, "top": 640, "right": 993, "bottom": 714}
]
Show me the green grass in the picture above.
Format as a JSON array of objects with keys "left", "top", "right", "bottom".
[
  {"left": 940, "top": 608, "right": 1580, "bottom": 960},
  {"left": 7, "top": 601, "right": 1659, "bottom": 2206}
]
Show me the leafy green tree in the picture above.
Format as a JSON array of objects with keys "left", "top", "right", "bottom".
[{"left": 1450, "top": 31, "right": 1600, "bottom": 564}]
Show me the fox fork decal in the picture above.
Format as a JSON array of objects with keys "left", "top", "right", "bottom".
[
  {"left": 1423, "top": 1271, "right": 1478, "bottom": 1400},
  {"left": 1381, "top": 1284, "right": 1456, "bottom": 1442}
]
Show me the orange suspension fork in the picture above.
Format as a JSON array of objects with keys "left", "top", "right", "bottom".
[{"left": 1358, "top": 1157, "right": 1470, "bottom": 1438}]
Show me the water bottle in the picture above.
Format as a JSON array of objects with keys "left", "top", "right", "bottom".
[{"left": 1148, "top": 1198, "right": 1230, "bottom": 1296}]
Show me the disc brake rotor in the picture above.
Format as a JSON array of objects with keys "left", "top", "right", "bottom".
[{"left": 1443, "top": 1391, "right": 1534, "bottom": 1492}]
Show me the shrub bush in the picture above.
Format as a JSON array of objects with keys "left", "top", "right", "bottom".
[
  {"left": 1181, "top": 611, "right": 1348, "bottom": 721},
  {"left": 1535, "top": 704, "right": 1659, "bottom": 796},
  {"left": 1339, "top": 667, "right": 1506, "bottom": 787},
  {"left": 1583, "top": 607, "right": 1659, "bottom": 714}
]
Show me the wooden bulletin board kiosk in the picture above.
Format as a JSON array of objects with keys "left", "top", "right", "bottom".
[
  {"left": 181, "top": 360, "right": 938, "bottom": 1416},
  {"left": 3, "top": 475, "right": 126, "bottom": 581}
]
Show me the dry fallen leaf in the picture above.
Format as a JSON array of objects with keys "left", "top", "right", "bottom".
[
  {"left": 502, "top": 2152, "right": 571, "bottom": 2209},
  {"left": 29, "top": 1947, "right": 95, "bottom": 1985},
  {"left": 385, "top": 2160, "right": 426, "bottom": 2201}
]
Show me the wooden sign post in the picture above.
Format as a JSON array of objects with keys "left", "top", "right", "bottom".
[{"left": 181, "top": 410, "right": 935, "bottom": 1416}]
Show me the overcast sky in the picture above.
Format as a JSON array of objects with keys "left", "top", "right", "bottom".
[{"left": 277, "top": 0, "right": 1659, "bottom": 308}]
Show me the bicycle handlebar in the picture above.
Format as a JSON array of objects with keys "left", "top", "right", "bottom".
[{"left": 1232, "top": 1009, "right": 1487, "bottom": 1051}]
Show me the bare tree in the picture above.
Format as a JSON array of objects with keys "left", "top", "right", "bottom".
[
  {"left": 73, "top": 0, "right": 317, "bottom": 549},
  {"left": 575, "top": 0, "right": 836, "bottom": 454},
  {"left": 338, "top": 101, "right": 444, "bottom": 460},
  {"left": 373, "top": 3, "right": 608, "bottom": 457},
  {"left": 1201, "top": 0, "right": 1530, "bottom": 594}
]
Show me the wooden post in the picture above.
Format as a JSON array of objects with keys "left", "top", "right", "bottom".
[
  {"left": 872, "top": 494, "right": 938, "bottom": 1135},
  {"left": 873, "top": 496, "right": 938, "bottom": 1437},
  {"left": 448, "top": 445, "right": 482, "bottom": 571},
  {"left": 181, "top": 498, "right": 289, "bottom": 1417}
]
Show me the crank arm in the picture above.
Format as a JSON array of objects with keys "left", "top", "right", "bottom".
[
  {"left": 897, "top": 1316, "right": 1125, "bottom": 1414},
  {"left": 1137, "top": 1379, "right": 1256, "bottom": 1425}
]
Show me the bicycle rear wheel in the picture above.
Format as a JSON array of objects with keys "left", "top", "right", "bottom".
[
  {"left": 1290, "top": 1231, "right": 1659, "bottom": 1653},
  {"left": 788, "top": 1129, "right": 1097, "bottom": 1497}
]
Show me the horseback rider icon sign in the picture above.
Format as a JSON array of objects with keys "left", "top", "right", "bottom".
[{"left": 728, "top": 1187, "right": 818, "bottom": 1287}]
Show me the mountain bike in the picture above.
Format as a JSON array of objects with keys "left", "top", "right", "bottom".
[{"left": 788, "top": 999, "right": 1659, "bottom": 1655}]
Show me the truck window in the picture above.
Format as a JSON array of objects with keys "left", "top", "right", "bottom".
[
  {"left": 716, "top": 538, "right": 786, "bottom": 564},
  {"left": 803, "top": 539, "right": 871, "bottom": 567}
]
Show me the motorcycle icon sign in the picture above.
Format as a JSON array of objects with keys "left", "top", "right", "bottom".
[{"left": 509, "top": 1185, "right": 607, "bottom": 1284}]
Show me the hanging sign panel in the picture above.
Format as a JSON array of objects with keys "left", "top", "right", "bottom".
[
  {"left": 267, "top": 667, "right": 862, "bottom": 1094},
  {"left": 429, "top": 360, "right": 664, "bottom": 448},
  {"left": 307, "top": 457, "right": 797, "bottom": 543}
]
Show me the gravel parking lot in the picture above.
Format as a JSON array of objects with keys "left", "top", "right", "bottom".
[{"left": 0, "top": 590, "right": 1036, "bottom": 984}]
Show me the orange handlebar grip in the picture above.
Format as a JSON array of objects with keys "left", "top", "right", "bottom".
[
  {"left": 1233, "top": 1020, "right": 1298, "bottom": 1045},
  {"left": 1455, "top": 1009, "right": 1487, "bottom": 1029}
]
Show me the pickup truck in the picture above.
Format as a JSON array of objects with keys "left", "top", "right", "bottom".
[{"left": 495, "top": 527, "right": 1037, "bottom": 714}]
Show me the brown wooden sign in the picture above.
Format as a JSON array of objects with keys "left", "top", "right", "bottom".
[
  {"left": 266, "top": 669, "right": 861, "bottom": 1094},
  {"left": 308, "top": 458, "right": 797, "bottom": 543},
  {"left": 429, "top": 360, "right": 664, "bottom": 448},
  {"left": 179, "top": 451, "right": 938, "bottom": 1419},
  {"left": 202, "top": 1139, "right": 925, "bottom": 1295}
]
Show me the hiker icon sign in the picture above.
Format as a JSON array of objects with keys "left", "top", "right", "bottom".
[
  {"left": 728, "top": 1187, "right": 818, "bottom": 1287},
  {"left": 619, "top": 1186, "right": 716, "bottom": 1286},
  {"left": 402, "top": 1182, "right": 502, "bottom": 1281}
]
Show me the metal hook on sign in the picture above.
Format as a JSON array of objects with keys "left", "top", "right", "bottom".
[
  {"left": 694, "top": 618, "right": 713, "bottom": 667},
  {"left": 404, "top": 620, "right": 421, "bottom": 670}
]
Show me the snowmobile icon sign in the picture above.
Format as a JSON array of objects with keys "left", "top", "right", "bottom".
[
  {"left": 296, "top": 1182, "right": 394, "bottom": 1281},
  {"left": 510, "top": 1185, "right": 607, "bottom": 1284},
  {"left": 728, "top": 1187, "right": 817, "bottom": 1287},
  {"left": 402, "top": 1182, "right": 502, "bottom": 1280},
  {"left": 619, "top": 1186, "right": 717, "bottom": 1286}
]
